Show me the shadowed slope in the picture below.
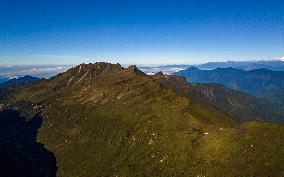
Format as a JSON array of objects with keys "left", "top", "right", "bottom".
[{"left": 0, "top": 110, "right": 57, "bottom": 177}]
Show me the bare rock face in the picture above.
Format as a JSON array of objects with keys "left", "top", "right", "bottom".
[
  {"left": 69, "top": 62, "right": 123, "bottom": 78},
  {"left": 63, "top": 62, "right": 147, "bottom": 87}
]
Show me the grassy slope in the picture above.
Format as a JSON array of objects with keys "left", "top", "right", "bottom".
[{"left": 3, "top": 63, "right": 284, "bottom": 177}]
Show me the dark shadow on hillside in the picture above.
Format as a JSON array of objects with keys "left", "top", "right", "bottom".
[{"left": 0, "top": 109, "right": 57, "bottom": 177}]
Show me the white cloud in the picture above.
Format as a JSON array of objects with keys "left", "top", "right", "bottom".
[
  {"left": 0, "top": 65, "right": 72, "bottom": 79},
  {"left": 278, "top": 56, "right": 284, "bottom": 61},
  {"left": 15, "top": 66, "right": 70, "bottom": 75},
  {"left": 140, "top": 67, "right": 186, "bottom": 75}
]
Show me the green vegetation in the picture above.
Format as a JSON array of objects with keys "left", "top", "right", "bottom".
[
  {"left": 174, "top": 67, "right": 284, "bottom": 109},
  {"left": 1, "top": 62, "right": 284, "bottom": 176},
  {"left": 154, "top": 73, "right": 284, "bottom": 123}
]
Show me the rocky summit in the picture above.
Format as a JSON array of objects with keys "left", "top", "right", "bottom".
[{"left": 0, "top": 62, "right": 284, "bottom": 177}]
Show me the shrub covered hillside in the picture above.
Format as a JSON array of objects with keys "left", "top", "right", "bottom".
[
  {"left": 174, "top": 67, "right": 284, "bottom": 109},
  {"left": 1, "top": 62, "right": 284, "bottom": 177},
  {"left": 154, "top": 73, "right": 284, "bottom": 123}
]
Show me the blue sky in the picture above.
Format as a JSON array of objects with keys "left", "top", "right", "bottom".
[{"left": 0, "top": 0, "right": 283, "bottom": 65}]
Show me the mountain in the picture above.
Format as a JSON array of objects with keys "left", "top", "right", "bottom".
[
  {"left": 1, "top": 62, "right": 284, "bottom": 176},
  {"left": 2, "top": 75, "right": 40, "bottom": 85},
  {"left": 192, "top": 60, "right": 284, "bottom": 71},
  {"left": 0, "top": 75, "right": 40, "bottom": 101},
  {"left": 0, "top": 78, "right": 9, "bottom": 84},
  {"left": 174, "top": 67, "right": 284, "bottom": 108},
  {"left": 154, "top": 73, "right": 284, "bottom": 123}
]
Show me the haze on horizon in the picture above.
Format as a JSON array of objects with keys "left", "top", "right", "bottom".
[{"left": 0, "top": 0, "right": 283, "bottom": 65}]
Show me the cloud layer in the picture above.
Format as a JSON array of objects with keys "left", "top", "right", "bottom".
[
  {"left": 278, "top": 56, "right": 284, "bottom": 61},
  {"left": 0, "top": 65, "right": 72, "bottom": 79}
]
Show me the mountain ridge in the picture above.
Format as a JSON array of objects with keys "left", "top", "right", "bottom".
[
  {"left": 2, "top": 75, "right": 40, "bottom": 85},
  {"left": 174, "top": 67, "right": 284, "bottom": 108},
  {"left": 191, "top": 60, "right": 284, "bottom": 71},
  {"left": 153, "top": 73, "right": 284, "bottom": 123}
]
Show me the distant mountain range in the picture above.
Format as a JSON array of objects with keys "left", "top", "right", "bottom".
[
  {"left": 0, "top": 78, "right": 9, "bottom": 84},
  {"left": 191, "top": 60, "right": 284, "bottom": 71},
  {"left": 154, "top": 73, "right": 284, "bottom": 123},
  {"left": 2, "top": 75, "right": 40, "bottom": 85},
  {"left": 0, "top": 65, "right": 71, "bottom": 84},
  {"left": 0, "top": 75, "right": 40, "bottom": 101},
  {"left": 0, "top": 62, "right": 284, "bottom": 176},
  {"left": 139, "top": 60, "right": 284, "bottom": 75},
  {"left": 0, "top": 60, "right": 283, "bottom": 82},
  {"left": 174, "top": 67, "right": 284, "bottom": 108}
]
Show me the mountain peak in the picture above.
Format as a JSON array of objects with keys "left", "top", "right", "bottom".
[
  {"left": 56, "top": 62, "right": 148, "bottom": 87},
  {"left": 187, "top": 66, "right": 199, "bottom": 70},
  {"left": 74, "top": 62, "right": 123, "bottom": 74},
  {"left": 153, "top": 71, "right": 165, "bottom": 77},
  {"left": 70, "top": 62, "right": 147, "bottom": 76},
  {"left": 126, "top": 65, "right": 146, "bottom": 76}
]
